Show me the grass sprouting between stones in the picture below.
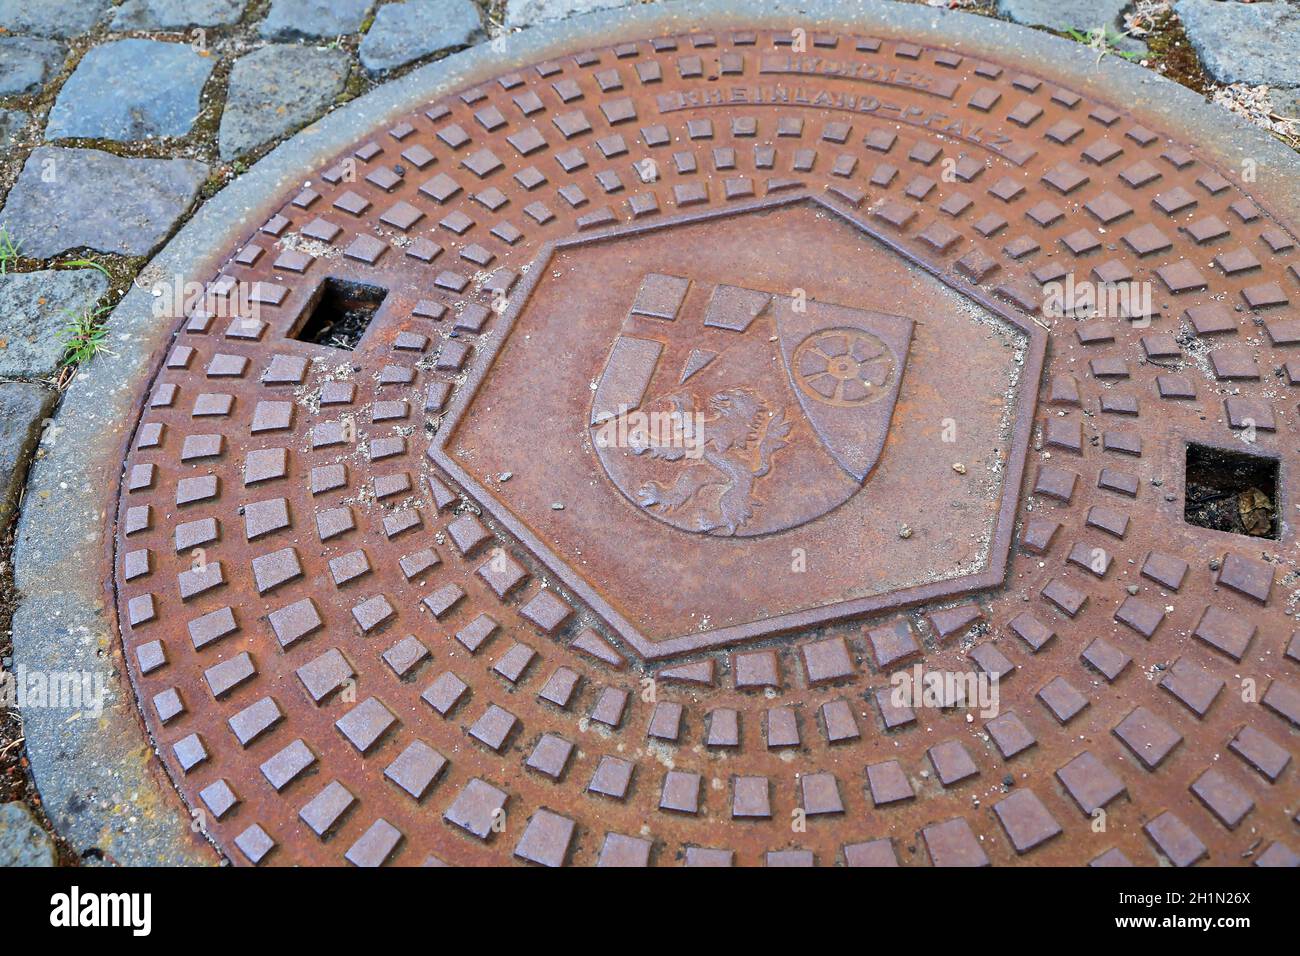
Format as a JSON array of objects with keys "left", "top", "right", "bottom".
[
  {"left": 1063, "top": 26, "right": 1143, "bottom": 63},
  {"left": 57, "top": 304, "right": 113, "bottom": 368},
  {"left": 0, "top": 227, "right": 21, "bottom": 274},
  {"left": 60, "top": 257, "right": 112, "bottom": 281}
]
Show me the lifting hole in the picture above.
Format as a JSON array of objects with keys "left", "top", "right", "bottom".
[
  {"left": 291, "top": 277, "right": 388, "bottom": 350},
  {"left": 1184, "top": 441, "right": 1279, "bottom": 540}
]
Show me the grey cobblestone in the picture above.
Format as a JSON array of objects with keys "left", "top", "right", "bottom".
[
  {"left": 0, "top": 385, "right": 57, "bottom": 531},
  {"left": 0, "top": 109, "right": 30, "bottom": 150},
  {"left": 0, "top": 0, "right": 112, "bottom": 39},
  {"left": 110, "top": 0, "right": 250, "bottom": 31},
  {"left": 219, "top": 45, "right": 351, "bottom": 160},
  {"left": 1176, "top": 0, "right": 1300, "bottom": 89},
  {"left": 359, "top": 0, "right": 484, "bottom": 75},
  {"left": 997, "top": 0, "right": 1129, "bottom": 33},
  {"left": 45, "top": 39, "right": 216, "bottom": 142},
  {"left": 0, "top": 269, "right": 109, "bottom": 379},
  {"left": 1270, "top": 89, "right": 1300, "bottom": 123},
  {"left": 259, "top": 0, "right": 374, "bottom": 40},
  {"left": 0, "top": 147, "right": 209, "bottom": 259},
  {"left": 0, "top": 37, "right": 67, "bottom": 97},
  {"left": 0, "top": 801, "right": 57, "bottom": 867}
]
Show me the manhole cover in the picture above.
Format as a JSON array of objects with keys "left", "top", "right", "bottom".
[{"left": 114, "top": 23, "right": 1300, "bottom": 867}]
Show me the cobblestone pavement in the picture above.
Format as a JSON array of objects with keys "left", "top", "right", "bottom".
[{"left": 0, "top": 0, "right": 1295, "bottom": 865}]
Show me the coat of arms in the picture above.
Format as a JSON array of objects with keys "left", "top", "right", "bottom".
[{"left": 590, "top": 273, "right": 913, "bottom": 537}]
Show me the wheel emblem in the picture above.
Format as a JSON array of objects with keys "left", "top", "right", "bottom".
[{"left": 793, "top": 328, "right": 896, "bottom": 407}]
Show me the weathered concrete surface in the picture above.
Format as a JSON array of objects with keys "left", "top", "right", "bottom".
[
  {"left": 997, "top": 0, "right": 1146, "bottom": 54},
  {"left": 0, "top": 148, "right": 209, "bottom": 259},
  {"left": 45, "top": 39, "right": 216, "bottom": 142},
  {"left": 219, "top": 45, "right": 351, "bottom": 160},
  {"left": 0, "top": 268, "right": 109, "bottom": 379},
  {"left": 0, "top": 383, "right": 56, "bottom": 529},
  {"left": 504, "top": 0, "right": 636, "bottom": 29},
  {"left": 0, "top": 802, "right": 57, "bottom": 867}
]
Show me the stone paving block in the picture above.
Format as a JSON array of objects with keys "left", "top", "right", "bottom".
[
  {"left": 219, "top": 45, "right": 350, "bottom": 160},
  {"left": 0, "top": 269, "right": 108, "bottom": 378},
  {"left": 111, "top": 0, "right": 249, "bottom": 30},
  {"left": 358, "top": 0, "right": 483, "bottom": 75},
  {"left": 0, "top": 147, "right": 209, "bottom": 259},
  {"left": 0, "top": 37, "right": 66, "bottom": 97},
  {"left": 0, "top": 384, "right": 57, "bottom": 529},
  {"left": 998, "top": 0, "right": 1144, "bottom": 53},
  {"left": 0, "top": 802, "right": 56, "bottom": 867},
  {"left": 0, "top": 0, "right": 111, "bottom": 38},
  {"left": 997, "top": 0, "right": 1129, "bottom": 32},
  {"left": 1176, "top": 0, "right": 1300, "bottom": 88},
  {"left": 504, "top": 0, "right": 635, "bottom": 29},
  {"left": 46, "top": 39, "right": 215, "bottom": 142},
  {"left": 0, "top": 108, "right": 29, "bottom": 150},
  {"left": 259, "top": 0, "right": 373, "bottom": 40}
]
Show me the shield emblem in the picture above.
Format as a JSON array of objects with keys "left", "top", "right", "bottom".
[{"left": 590, "top": 273, "right": 913, "bottom": 536}]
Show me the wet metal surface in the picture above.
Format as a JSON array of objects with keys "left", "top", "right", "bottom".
[{"left": 112, "top": 23, "right": 1300, "bottom": 866}]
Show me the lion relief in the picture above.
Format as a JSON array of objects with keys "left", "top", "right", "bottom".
[{"left": 630, "top": 387, "right": 792, "bottom": 536}]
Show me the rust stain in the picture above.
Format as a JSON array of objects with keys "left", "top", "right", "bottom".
[{"left": 109, "top": 27, "right": 1300, "bottom": 867}]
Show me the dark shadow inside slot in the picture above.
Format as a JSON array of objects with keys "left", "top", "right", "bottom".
[
  {"left": 1184, "top": 441, "right": 1279, "bottom": 539},
  {"left": 292, "top": 277, "right": 388, "bottom": 350}
]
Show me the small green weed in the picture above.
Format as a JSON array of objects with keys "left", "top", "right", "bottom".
[
  {"left": 1064, "top": 25, "right": 1143, "bottom": 63},
  {"left": 61, "top": 257, "right": 112, "bottom": 281},
  {"left": 0, "top": 226, "right": 21, "bottom": 274},
  {"left": 58, "top": 305, "right": 113, "bottom": 367}
]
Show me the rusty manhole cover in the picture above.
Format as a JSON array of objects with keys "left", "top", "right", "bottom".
[{"left": 114, "top": 25, "right": 1299, "bottom": 867}]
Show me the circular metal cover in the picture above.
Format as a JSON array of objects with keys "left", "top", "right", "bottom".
[{"left": 113, "top": 17, "right": 1300, "bottom": 867}]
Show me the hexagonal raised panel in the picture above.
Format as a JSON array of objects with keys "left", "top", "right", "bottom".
[{"left": 430, "top": 195, "right": 1046, "bottom": 658}]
